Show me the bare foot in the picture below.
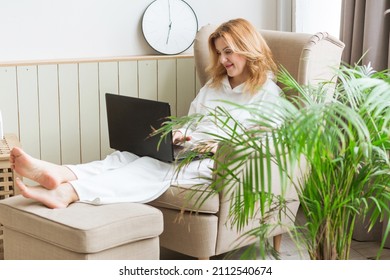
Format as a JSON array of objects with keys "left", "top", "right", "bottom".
[
  {"left": 15, "top": 178, "right": 79, "bottom": 209},
  {"left": 10, "top": 147, "right": 76, "bottom": 190}
]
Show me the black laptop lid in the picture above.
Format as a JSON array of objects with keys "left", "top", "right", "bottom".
[{"left": 105, "top": 93, "right": 174, "bottom": 162}]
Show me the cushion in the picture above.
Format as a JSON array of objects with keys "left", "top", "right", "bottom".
[
  {"left": 0, "top": 196, "right": 163, "bottom": 254},
  {"left": 149, "top": 183, "right": 219, "bottom": 214}
]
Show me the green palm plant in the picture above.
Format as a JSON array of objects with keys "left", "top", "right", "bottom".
[{"left": 156, "top": 63, "right": 390, "bottom": 260}]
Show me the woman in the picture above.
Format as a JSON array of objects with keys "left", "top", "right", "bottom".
[{"left": 10, "top": 18, "right": 280, "bottom": 209}]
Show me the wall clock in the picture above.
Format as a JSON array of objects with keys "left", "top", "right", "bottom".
[{"left": 142, "top": 0, "right": 198, "bottom": 55}]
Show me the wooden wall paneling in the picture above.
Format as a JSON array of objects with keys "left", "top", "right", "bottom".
[
  {"left": 16, "top": 66, "right": 40, "bottom": 159},
  {"left": 176, "top": 58, "right": 196, "bottom": 117},
  {"left": 138, "top": 60, "right": 157, "bottom": 101},
  {"left": 0, "top": 67, "right": 19, "bottom": 136},
  {"left": 58, "top": 63, "right": 81, "bottom": 164},
  {"left": 118, "top": 61, "right": 138, "bottom": 98},
  {"left": 79, "top": 62, "right": 101, "bottom": 163},
  {"left": 37, "top": 64, "right": 61, "bottom": 164},
  {"left": 98, "top": 62, "right": 118, "bottom": 159},
  {"left": 1, "top": 56, "right": 195, "bottom": 165},
  {"left": 157, "top": 59, "right": 177, "bottom": 116}
]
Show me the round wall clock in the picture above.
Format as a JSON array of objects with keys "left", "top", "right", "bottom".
[{"left": 142, "top": 0, "right": 198, "bottom": 55}]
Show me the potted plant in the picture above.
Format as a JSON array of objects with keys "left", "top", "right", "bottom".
[{"left": 156, "top": 63, "right": 390, "bottom": 260}]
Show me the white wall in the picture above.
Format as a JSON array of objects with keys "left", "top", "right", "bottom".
[{"left": 0, "top": 0, "right": 279, "bottom": 62}]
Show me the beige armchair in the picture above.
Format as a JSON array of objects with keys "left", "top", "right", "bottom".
[{"left": 150, "top": 25, "right": 345, "bottom": 260}]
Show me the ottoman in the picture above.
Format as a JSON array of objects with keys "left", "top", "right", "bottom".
[{"left": 0, "top": 195, "right": 163, "bottom": 260}]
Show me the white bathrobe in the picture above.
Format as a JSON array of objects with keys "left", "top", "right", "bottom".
[{"left": 68, "top": 76, "right": 281, "bottom": 204}]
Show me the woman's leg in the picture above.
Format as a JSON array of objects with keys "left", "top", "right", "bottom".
[
  {"left": 10, "top": 147, "right": 138, "bottom": 190},
  {"left": 15, "top": 178, "right": 79, "bottom": 209},
  {"left": 10, "top": 147, "right": 77, "bottom": 190},
  {"left": 67, "top": 151, "right": 139, "bottom": 179},
  {"left": 71, "top": 157, "right": 214, "bottom": 205},
  {"left": 70, "top": 156, "right": 174, "bottom": 204},
  {"left": 10, "top": 148, "right": 141, "bottom": 208},
  {"left": 14, "top": 156, "right": 174, "bottom": 207},
  {"left": 11, "top": 149, "right": 213, "bottom": 208}
]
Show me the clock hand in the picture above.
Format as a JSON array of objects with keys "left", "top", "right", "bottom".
[
  {"left": 168, "top": 0, "right": 172, "bottom": 22},
  {"left": 166, "top": 21, "right": 172, "bottom": 44},
  {"left": 166, "top": 0, "right": 172, "bottom": 44}
]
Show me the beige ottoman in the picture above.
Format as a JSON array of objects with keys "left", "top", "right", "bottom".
[{"left": 0, "top": 196, "right": 163, "bottom": 260}]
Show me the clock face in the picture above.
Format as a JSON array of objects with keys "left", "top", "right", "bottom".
[{"left": 142, "top": 0, "right": 198, "bottom": 55}]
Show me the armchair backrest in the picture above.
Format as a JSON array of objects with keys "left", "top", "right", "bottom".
[{"left": 193, "top": 24, "right": 345, "bottom": 88}]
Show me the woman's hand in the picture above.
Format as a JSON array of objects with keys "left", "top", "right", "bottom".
[
  {"left": 193, "top": 140, "right": 218, "bottom": 155},
  {"left": 172, "top": 131, "right": 191, "bottom": 145}
]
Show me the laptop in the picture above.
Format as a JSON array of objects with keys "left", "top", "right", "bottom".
[{"left": 105, "top": 93, "right": 184, "bottom": 162}]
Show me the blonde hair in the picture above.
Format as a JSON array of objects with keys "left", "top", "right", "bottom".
[{"left": 206, "top": 18, "right": 277, "bottom": 94}]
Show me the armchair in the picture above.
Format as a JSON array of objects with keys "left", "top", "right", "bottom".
[{"left": 150, "top": 25, "right": 345, "bottom": 260}]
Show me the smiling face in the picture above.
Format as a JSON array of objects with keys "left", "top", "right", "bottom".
[{"left": 214, "top": 37, "right": 249, "bottom": 89}]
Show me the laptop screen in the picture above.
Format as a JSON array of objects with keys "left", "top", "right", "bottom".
[{"left": 105, "top": 93, "right": 174, "bottom": 162}]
